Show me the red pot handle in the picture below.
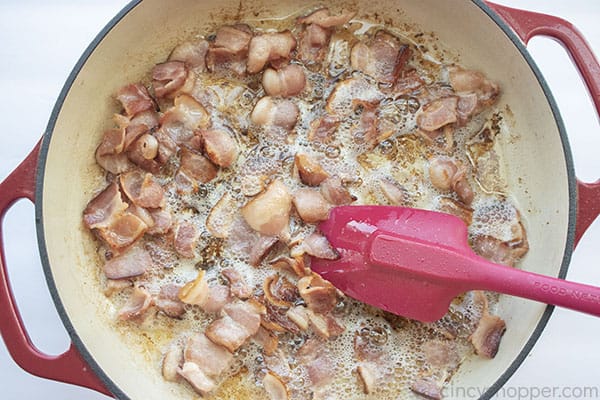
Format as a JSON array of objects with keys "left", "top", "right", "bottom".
[
  {"left": 487, "top": 2, "right": 600, "bottom": 246},
  {"left": 0, "top": 141, "right": 112, "bottom": 397},
  {"left": 486, "top": 2, "right": 600, "bottom": 247}
]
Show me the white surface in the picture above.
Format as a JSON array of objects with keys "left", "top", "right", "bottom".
[{"left": 0, "top": 1, "right": 599, "bottom": 399}]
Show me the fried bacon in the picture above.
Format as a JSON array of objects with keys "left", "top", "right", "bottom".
[
  {"left": 242, "top": 180, "right": 292, "bottom": 237},
  {"left": 103, "top": 246, "right": 151, "bottom": 280},
  {"left": 152, "top": 61, "right": 189, "bottom": 98},
  {"left": 262, "top": 64, "right": 306, "bottom": 97},
  {"left": 247, "top": 31, "right": 296, "bottom": 74},
  {"left": 351, "top": 30, "right": 410, "bottom": 84}
]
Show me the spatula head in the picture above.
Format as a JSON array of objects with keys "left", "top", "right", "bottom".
[{"left": 311, "top": 206, "right": 474, "bottom": 322}]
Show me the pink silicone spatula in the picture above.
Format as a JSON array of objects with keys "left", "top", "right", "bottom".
[{"left": 310, "top": 205, "right": 600, "bottom": 322}]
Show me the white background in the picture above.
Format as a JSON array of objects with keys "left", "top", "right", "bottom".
[{"left": 0, "top": 1, "right": 599, "bottom": 399}]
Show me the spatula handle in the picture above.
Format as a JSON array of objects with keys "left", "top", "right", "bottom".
[
  {"left": 369, "top": 231, "right": 600, "bottom": 318},
  {"left": 477, "top": 262, "right": 600, "bottom": 318}
]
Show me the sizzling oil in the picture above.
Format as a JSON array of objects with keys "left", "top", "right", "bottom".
[{"left": 101, "top": 13, "right": 524, "bottom": 400}]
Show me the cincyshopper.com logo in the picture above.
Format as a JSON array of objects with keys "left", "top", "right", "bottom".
[{"left": 442, "top": 385, "right": 600, "bottom": 399}]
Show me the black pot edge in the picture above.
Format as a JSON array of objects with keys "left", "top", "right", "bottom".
[{"left": 33, "top": 1, "right": 578, "bottom": 399}]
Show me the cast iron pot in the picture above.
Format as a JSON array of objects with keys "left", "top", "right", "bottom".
[{"left": 1, "top": 1, "right": 599, "bottom": 399}]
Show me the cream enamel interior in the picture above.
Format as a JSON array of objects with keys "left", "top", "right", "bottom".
[{"left": 40, "top": 0, "right": 571, "bottom": 399}]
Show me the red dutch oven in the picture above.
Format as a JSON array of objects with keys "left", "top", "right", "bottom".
[{"left": 1, "top": 1, "right": 599, "bottom": 399}]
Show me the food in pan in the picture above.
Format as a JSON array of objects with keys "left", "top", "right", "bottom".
[{"left": 83, "top": 7, "right": 528, "bottom": 399}]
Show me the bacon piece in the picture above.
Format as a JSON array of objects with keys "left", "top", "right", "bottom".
[
  {"left": 125, "top": 136, "right": 161, "bottom": 174},
  {"left": 214, "top": 25, "right": 253, "bottom": 52},
  {"left": 357, "top": 364, "right": 377, "bottom": 394},
  {"left": 297, "top": 273, "right": 338, "bottom": 314},
  {"left": 261, "top": 299, "right": 300, "bottom": 334},
  {"left": 423, "top": 339, "right": 460, "bottom": 369},
  {"left": 222, "top": 267, "right": 252, "bottom": 299},
  {"left": 97, "top": 212, "right": 148, "bottom": 251},
  {"left": 286, "top": 306, "right": 310, "bottom": 331},
  {"left": 298, "top": 23, "right": 331, "bottom": 65},
  {"left": 297, "top": 8, "right": 355, "bottom": 28},
  {"left": 307, "top": 310, "right": 345, "bottom": 339},
  {"left": 262, "top": 64, "right": 306, "bottom": 97},
  {"left": 160, "top": 94, "right": 211, "bottom": 145},
  {"left": 242, "top": 180, "right": 292, "bottom": 237},
  {"left": 428, "top": 156, "right": 458, "bottom": 191},
  {"left": 251, "top": 96, "right": 299, "bottom": 130},
  {"left": 393, "top": 69, "right": 425, "bottom": 95},
  {"left": 307, "top": 115, "right": 339, "bottom": 143},
  {"left": 471, "top": 235, "right": 528, "bottom": 268},
  {"left": 119, "top": 110, "right": 160, "bottom": 149},
  {"left": 206, "top": 25, "right": 252, "bottom": 76},
  {"left": 127, "top": 204, "right": 154, "bottom": 229},
  {"left": 293, "top": 188, "right": 331, "bottom": 223},
  {"left": 155, "top": 284, "right": 186, "bottom": 318},
  {"left": 320, "top": 176, "right": 355, "bottom": 205},
  {"left": 297, "top": 338, "right": 335, "bottom": 387},
  {"left": 119, "top": 171, "right": 165, "bottom": 209},
  {"left": 326, "top": 76, "right": 384, "bottom": 116},
  {"left": 103, "top": 246, "right": 151, "bottom": 280},
  {"left": 127, "top": 204, "right": 154, "bottom": 232},
  {"left": 178, "top": 362, "right": 216, "bottom": 396},
  {"left": 169, "top": 39, "right": 209, "bottom": 71},
  {"left": 113, "top": 108, "right": 154, "bottom": 130},
  {"left": 130, "top": 133, "right": 159, "bottom": 161},
  {"left": 154, "top": 129, "right": 178, "bottom": 164},
  {"left": 264, "top": 274, "right": 299, "bottom": 308},
  {"left": 351, "top": 31, "right": 410, "bottom": 84},
  {"left": 118, "top": 287, "right": 153, "bottom": 320},
  {"left": 294, "top": 232, "right": 339, "bottom": 260},
  {"left": 184, "top": 333, "right": 233, "bottom": 378},
  {"left": 96, "top": 151, "right": 131, "bottom": 175},
  {"left": 177, "top": 148, "right": 219, "bottom": 190},
  {"left": 449, "top": 66, "right": 499, "bottom": 110},
  {"left": 249, "top": 236, "right": 279, "bottom": 267},
  {"left": 410, "top": 376, "right": 443, "bottom": 400},
  {"left": 438, "top": 197, "right": 473, "bottom": 226},
  {"left": 202, "top": 284, "right": 232, "bottom": 313},
  {"left": 199, "top": 129, "right": 239, "bottom": 168},
  {"left": 95, "top": 129, "right": 131, "bottom": 174},
  {"left": 83, "top": 182, "right": 128, "bottom": 229},
  {"left": 254, "top": 326, "right": 279, "bottom": 356},
  {"left": 428, "top": 156, "right": 474, "bottom": 205},
  {"left": 173, "top": 221, "right": 199, "bottom": 258},
  {"left": 263, "top": 371, "right": 289, "bottom": 400},
  {"left": 206, "top": 192, "right": 237, "bottom": 239},
  {"left": 96, "top": 128, "right": 125, "bottom": 157},
  {"left": 352, "top": 102, "right": 379, "bottom": 148},
  {"left": 152, "top": 61, "right": 188, "bottom": 98},
  {"left": 269, "top": 255, "right": 310, "bottom": 277},
  {"left": 295, "top": 153, "right": 329, "bottom": 186},
  {"left": 162, "top": 345, "right": 183, "bottom": 382},
  {"left": 116, "top": 83, "right": 155, "bottom": 117},
  {"left": 457, "top": 93, "right": 479, "bottom": 125},
  {"left": 178, "top": 271, "right": 233, "bottom": 313},
  {"left": 417, "top": 96, "right": 458, "bottom": 132},
  {"left": 470, "top": 292, "right": 506, "bottom": 358},
  {"left": 147, "top": 208, "right": 172, "bottom": 235},
  {"left": 206, "top": 301, "right": 262, "bottom": 352},
  {"left": 247, "top": 31, "right": 297, "bottom": 74},
  {"left": 103, "top": 279, "right": 132, "bottom": 297},
  {"left": 125, "top": 203, "right": 152, "bottom": 229},
  {"left": 380, "top": 179, "right": 408, "bottom": 206},
  {"left": 206, "top": 47, "right": 248, "bottom": 76}
]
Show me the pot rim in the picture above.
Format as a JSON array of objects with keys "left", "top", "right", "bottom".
[{"left": 33, "top": 1, "right": 577, "bottom": 399}]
